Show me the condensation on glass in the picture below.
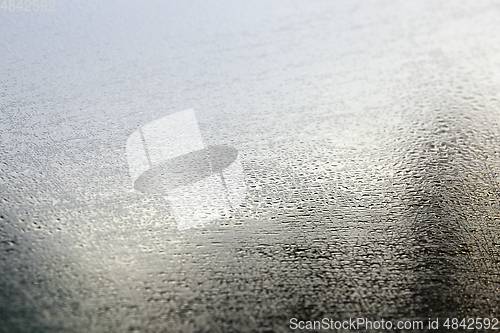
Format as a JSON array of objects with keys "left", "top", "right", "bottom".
[{"left": 126, "top": 109, "right": 246, "bottom": 230}]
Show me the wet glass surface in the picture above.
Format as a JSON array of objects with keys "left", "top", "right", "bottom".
[{"left": 1, "top": 1, "right": 500, "bottom": 332}]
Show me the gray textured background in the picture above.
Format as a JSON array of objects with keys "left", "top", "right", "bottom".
[{"left": 2, "top": 0, "right": 500, "bottom": 332}]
